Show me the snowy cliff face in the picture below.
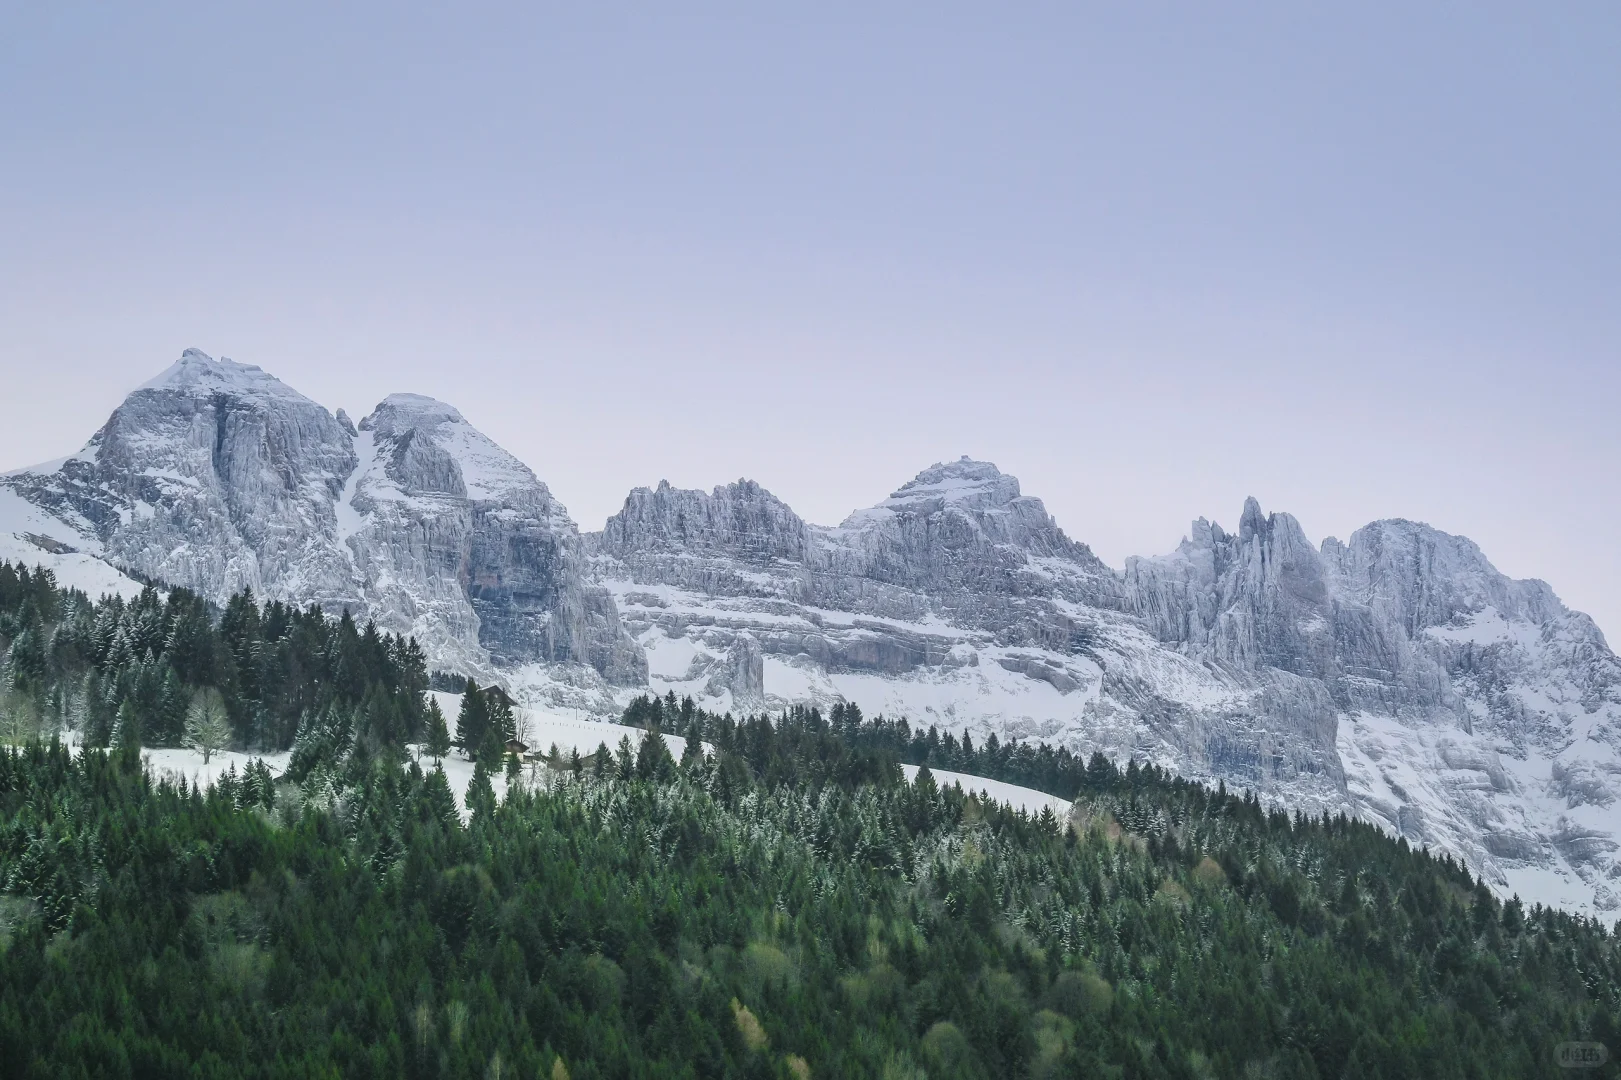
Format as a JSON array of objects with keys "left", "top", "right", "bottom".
[
  {"left": 589, "top": 461, "right": 1344, "bottom": 818},
  {"left": 1, "top": 351, "right": 643, "bottom": 692},
  {"left": 343, "top": 393, "right": 645, "bottom": 684},
  {"left": 1122, "top": 508, "right": 1621, "bottom": 915},
  {"left": 586, "top": 459, "right": 1128, "bottom": 713},
  {"left": 596, "top": 463, "right": 1342, "bottom": 791},
  {"left": 596, "top": 468, "right": 1621, "bottom": 917},
  {"left": 7, "top": 352, "right": 1620, "bottom": 916},
  {"left": 3, "top": 350, "right": 358, "bottom": 605}
]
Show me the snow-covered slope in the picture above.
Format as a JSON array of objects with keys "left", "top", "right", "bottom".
[
  {"left": 898, "top": 762, "right": 1074, "bottom": 819},
  {"left": 0, "top": 487, "right": 145, "bottom": 599},
  {"left": 7, "top": 351, "right": 1621, "bottom": 916}
]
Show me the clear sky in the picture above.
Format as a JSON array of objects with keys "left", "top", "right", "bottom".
[{"left": 2, "top": 4, "right": 1618, "bottom": 638}]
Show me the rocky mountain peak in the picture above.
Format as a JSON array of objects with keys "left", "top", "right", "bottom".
[
  {"left": 3, "top": 350, "right": 357, "bottom": 609},
  {"left": 833, "top": 457, "right": 1102, "bottom": 573},
  {"left": 359, "top": 393, "right": 547, "bottom": 507},
  {"left": 1329, "top": 518, "right": 1562, "bottom": 631},
  {"left": 135, "top": 348, "right": 309, "bottom": 403},
  {"left": 598, "top": 478, "right": 809, "bottom": 562},
  {"left": 363, "top": 393, "right": 467, "bottom": 431},
  {"left": 879, "top": 456, "right": 1023, "bottom": 515}
]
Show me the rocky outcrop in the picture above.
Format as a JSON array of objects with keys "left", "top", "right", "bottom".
[
  {"left": 346, "top": 393, "right": 644, "bottom": 684},
  {"left": 592, "top": 465, "right": 1333, "bottom": 804},
  {"left": 595, "top": 469, "right": 1621, "bottom": 915},
  {"left": 591, "top": 458, "right": 1118, "bottom": 670}
]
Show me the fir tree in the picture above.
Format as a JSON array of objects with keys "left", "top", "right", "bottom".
[
  {"left": 114, "top": 698, "right": 141, "bottom": 751},
  {"left": 83, "top": 673, "right": 113, "bottom": 749},
  {"left": 636, "top": 729, "right": 675, "bottom": 782},
  {"left": 482, "top": 687, "right": 517, "bottom": 765},
  {"left": 466, "top": 758, "right": 497, "bottom": 819},
  {"left": 423, "top": 764, "right": 460, "bottom": 827},
  {"left": 424, "top": 698, "right": 451, "bottom": 762},
  {"left": 681, "top": 725, "right": 704, "bottom": 771},
  {"left": 157, "top": 666, "right": 189, "bottom": 746},
  {"left": 456, "top": 679, "right": 488, "bottom": 757}
]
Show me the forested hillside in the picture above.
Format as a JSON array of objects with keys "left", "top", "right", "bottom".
[
  {"left": 1, "top": 563, "right": 1619, "bottom": 1077},
  {"left": 0, "top": 560, "right": 427, "bottom": 753}
]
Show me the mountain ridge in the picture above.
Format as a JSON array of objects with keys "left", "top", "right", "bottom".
[{"left": 3, "top": 349, "right": 1619, "bottom": 917}]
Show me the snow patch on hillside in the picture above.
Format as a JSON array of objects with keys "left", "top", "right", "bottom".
[
  {"left": 900, "top": 762, "right": 1072, "bottom": 818},
  {"left": 143, "top": 745, "right": 292, "bottom": 792},
  {"left": 0, "top": 489, "right": 144, "bottom": 599}
]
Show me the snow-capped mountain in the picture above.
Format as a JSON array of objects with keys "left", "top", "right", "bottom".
[
  {"left": 4, "top": 350, "right": 1619, "bottom": 917},
  {"left": 1, "top": 350, "right": 642, "bottom": 685}
]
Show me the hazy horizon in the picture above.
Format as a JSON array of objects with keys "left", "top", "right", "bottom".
[{"left": 3, "top": 4, "right": 1617, "bottom": 639}]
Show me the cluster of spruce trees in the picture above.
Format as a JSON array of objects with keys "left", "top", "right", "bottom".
[
  {"left": 1, "top": 564, "right": 1619, "bottom": 1076},
  {"left": 0, "top": 562, "right": 428, "bottom": 755},
  {"left": 449, "top": 679, "right": 519, "bottom": 764}
]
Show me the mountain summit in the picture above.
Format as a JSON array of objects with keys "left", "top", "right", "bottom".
[{"left": 4, "top": 351, "right": 1620, "bottom": 916}]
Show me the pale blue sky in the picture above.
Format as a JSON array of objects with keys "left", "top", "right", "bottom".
[{"left": 2, "top": 4, "right": 1618, "bottom": 635}]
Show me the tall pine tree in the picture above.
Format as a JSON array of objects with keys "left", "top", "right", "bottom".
[
  {"left": 424, "top": 698, "right": 451, "bottom": 762},
  {"left": 456, "top": 679, "right": 488, "bottom": 758}
]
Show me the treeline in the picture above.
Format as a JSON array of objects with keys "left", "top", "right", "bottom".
[
  {"left": 0, "top": 561, "right": 427, "bottom": 753},
  {"left": 626, "top": 691, "right": 1177, "bottom": 802}
]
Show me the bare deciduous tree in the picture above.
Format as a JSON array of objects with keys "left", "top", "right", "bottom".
[
  {"left": 0, "top": 687, "right": 40, "bottom": 746},
  {"left": 184, "top": 688, "right": 231, "bottom": 764}
]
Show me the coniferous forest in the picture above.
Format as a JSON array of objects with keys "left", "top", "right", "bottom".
[{"left": 2, "top": 562, "right": 1620, "bottom": 1078}]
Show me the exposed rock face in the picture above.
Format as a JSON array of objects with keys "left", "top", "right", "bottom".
[
  {"left": 592, "top": 468, "right": 1341, "bottom": 805},
  {"left": 1123, "top": 507, "right": 1621, "bottom": 915},
  {"left": 7, "top": 352, "right": 1620, "bottom": 917},
  {"left": 588, "top": 459, "right": 1119, "bottom": 697},
  {"left": 596, "top": 465, "right": 1621, "bottom": 917},
  {"left": 2, "top": 351, "right": 643, "bottom": 696},
  {"left": 817, "top": 458, "right": 1118, "bottom": 639},
  {"left": 5, "top": 350, "right": 358, "bottom": 607},
  {"left": 345, "top": 394, "right": 644, "bottom": 684}
]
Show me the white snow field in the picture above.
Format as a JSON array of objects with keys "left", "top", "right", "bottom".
[
  {"left": 0, "top": 488, "right": 145, "bottom": 600},
  {"left": 142, "top": 745, "right": 292, "bottom": 792},
  {"left": 899, "top": 762, "right": 1073, "bottom": 819}
]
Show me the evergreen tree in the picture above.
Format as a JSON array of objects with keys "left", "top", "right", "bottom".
[
  {"left": 423, "top": 764, "right": 459, "bottom": 827},
  {"left": 456, "top": 679, "right": 488, "bottom": 757},
  {"left": 424, "top": 698, "right": 451, "bottom": 762},
  {"left": 482, "top": 686, "right": 517, "bottom": 765},
  {"left": 636, "top": 729, "right": 675, "bottom": 782},
  {"left": 681, "top": 725, "right": 704, "bottom": 771},
  {"left": 83, "top": 673, "right": 113, "bottom": 748},
  {"left": 113, "top": 698, "right": 141, "bottom": 750},
  {"left": 466, "top": 757, "right": 497, "bottom": 819}
]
